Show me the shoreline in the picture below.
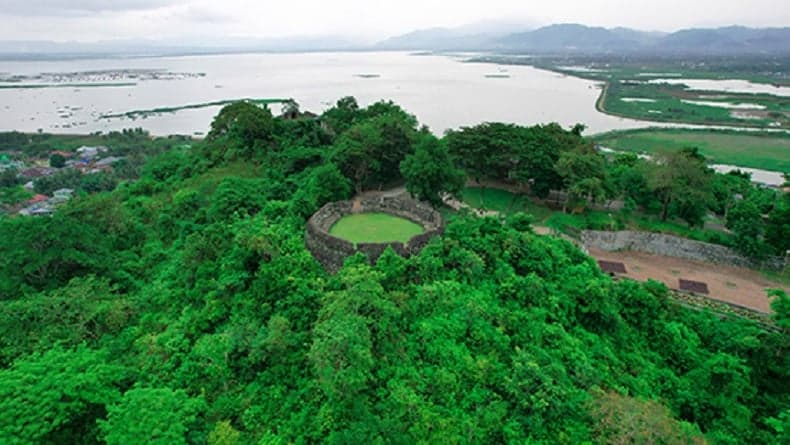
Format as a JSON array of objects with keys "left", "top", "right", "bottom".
[{"left": 465, "top": 55, "right": 789, "bottom": 131}]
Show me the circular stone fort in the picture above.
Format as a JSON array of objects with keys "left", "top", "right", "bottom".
[{"left": 306, "top": 195, "right": 444, "bottom": 271}]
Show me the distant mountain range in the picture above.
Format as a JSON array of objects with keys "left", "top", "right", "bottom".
[
  {"left": 1, "top": 23, "right": 788, "bottom": 60},
  {"left": 377, "top": 24, "right": 790, "bottom": 56},
  {"left": 374, "top": 20, "right": 536, "bottom": 51}
]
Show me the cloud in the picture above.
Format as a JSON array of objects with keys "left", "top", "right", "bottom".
[
  {"left": 1, "top": 0, "right": 175, "bottom": 16},
  {"left": 0, "top": 0, "right": 787, "bottom": 42},
  {"left": 173, "top": 4, "right": 236, "bottom": 25}
]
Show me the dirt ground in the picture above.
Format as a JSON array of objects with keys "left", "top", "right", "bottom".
[{"left": 588, "top": 248, "right": 788, "bottom": 313}]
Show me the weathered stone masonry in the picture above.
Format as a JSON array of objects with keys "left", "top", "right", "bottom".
[
  {"left": 305, "top": 196, "right": 444, "bottom": 272},
  {"left": 582, "top": 230, "right": 786, "bottom": 271}
]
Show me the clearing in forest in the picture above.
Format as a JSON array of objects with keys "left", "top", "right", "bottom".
[
  {"left": 329, "top": 212, "right": 424, "bottom": 244},
  {"left": 588, "top": 248, "right": 788, "bottom": 313}
]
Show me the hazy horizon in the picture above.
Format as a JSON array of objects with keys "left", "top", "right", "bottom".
[{"left": 1, "top": 0, "right": 788, "bottom": 43}]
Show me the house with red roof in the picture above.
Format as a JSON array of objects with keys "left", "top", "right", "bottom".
[{"left": 28, "top": 194, "right": 49, "bottom": 204}]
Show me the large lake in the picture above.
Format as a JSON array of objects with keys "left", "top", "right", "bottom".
[
  {"left": 2, "top": 51, "right": 786, "bottom": 184},
  {"left": 0, "top": 51, "right": 654, "bottom": 136}
]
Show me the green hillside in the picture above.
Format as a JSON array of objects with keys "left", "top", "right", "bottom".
[{"left": 0, "top": 99, "right": 788, "bottom": 445}]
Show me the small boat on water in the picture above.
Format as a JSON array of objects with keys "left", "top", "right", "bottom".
[{"left": 485, "top": 73, "right": 511, "bottom": 79}]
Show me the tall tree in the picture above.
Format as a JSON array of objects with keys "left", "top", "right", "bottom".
[
  {"left": 445, "top": 122, "right": 515, "bottom": 183},
  {"left": 647, "top": 147, "right": 713, "bottom": 225},
  {"left": 765, "top": 193, "right": 790, "bottom": 256},
  {"left": 321, "top": 96, "right": 361, "bottom": 135},
  {"left": 330, "top": 120, "right": 382, "bottom": 193},
  {"left": 49, "top": 153, "right": 66, "bottom": 168},
  {"left": 727, "top": 199, "right": 766, "bottom": 258},
  {"left": 401, "top": 135, "right": 465, "bottom": 206},
  {"left": 511, "top": 123, "right": 582, "bottom": 198},
  {"left": 206, "top": 101, "right": 275, "bottom": 161},
  {"left": 555, "top": 146, "right": 609, "bottom": 212},
  {"left": 331, "top": 114, "right": 415, "bottom": 192}
]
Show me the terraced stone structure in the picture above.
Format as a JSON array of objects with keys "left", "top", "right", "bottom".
[{"left": 306, "top": 196, "right": 444, "bottom": 271}]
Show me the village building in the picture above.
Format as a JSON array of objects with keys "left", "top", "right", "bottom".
[
  {"left": 28, "top": 194, "right": 49, "bottom": 205},
  {"left": 50, "top": 188, "right": 75, "bottom": 204},
  {"left": 20, "top": 167, "right": 56, "bottom": 179},
  {"left": 18, "top": 203, "right": 55, "bottom": 217},
  {"left": 53, "top": 188, "right": 74, "bottom": 199},
  {"left": 94, "top": 156, "right": 124, "bottom": 167},
  {"left": 75, "top": 145, "right": 108, "bottom": 161},
  {"left": 49, "top": 150, "right": 74, "bottom": 159}
]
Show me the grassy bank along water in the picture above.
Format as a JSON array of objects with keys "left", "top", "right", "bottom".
[
  {"left": 0, "top": 82, "right": 138, "bottom": 89},
  {"left": 467, "top": 55, "right": 789, "bottom": 129},
  {"left": 592, "top": 128, "right": 790, "bottom": 172},
  {"left": 100, "top": 98, "right": 294, "bottom": 120}
]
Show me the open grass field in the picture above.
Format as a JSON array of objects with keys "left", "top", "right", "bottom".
[
  {"left": 593, "top": 129, "right": 790, "bottom": 171},
  {"left": 461, "top": 186, "right": 736, "bottom": 246},
  {"left": 329, "top": 212, "right": 424, "bottom": 244},
  {"left": 461, "top": 187, "right": 553, "bottom": 220}
]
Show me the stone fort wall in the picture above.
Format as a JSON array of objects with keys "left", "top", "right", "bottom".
[
  {"left": 582, "top": 230, "right": 786, "bottom": 271},
  {"left": 306, "top": 196, "right": 444, "bottom": 272}
]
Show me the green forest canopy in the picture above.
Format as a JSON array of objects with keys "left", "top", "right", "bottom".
[{"left": 0, "top": 98, "right": 788, "bottom": 444}]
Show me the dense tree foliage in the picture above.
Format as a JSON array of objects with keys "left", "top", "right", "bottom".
[
  {"left": 445, "top": 122, "right": 786, "bottom": 258},
  {"left": 206, "top": 101, "right": 276, "bottom": 162},
  {"left": 99, "top": 387, "right": 205, "bottom": 445},
  {"left": 34, "top": 168, "right": 83, "bottom": 195},
  {"left": 400, "top": 134, "right": 465, "bottom": 206},
  {"left": 0, "top": 99, "right": 787, "bottom": 444},
  {"left": 0, "top": 168, "right": 21, "bottom": 188},
  {"left": 446, "top": 122, "right": 587, "bottom": 198},
  {"left": 49, "top": 153, "right": 66, "bottom": 168},
  {"left": 330, "top": 104, "right": 418, "bottom": 192},
  {"left": 765, "top": 192, "right": 790, "bottom": 256},
  {"left": 556, "top": 146, "right": 610, "bottom": 211},
  {"left": 647, "top": 148, "right": 714, "bottom": 226}
]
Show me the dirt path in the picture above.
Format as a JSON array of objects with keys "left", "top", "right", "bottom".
[
  {"left": 589, "top": 247, "right": 786, "bottom": 313},
  {"left": 358, "top": 186, "right": 408, "bottom": 199}
]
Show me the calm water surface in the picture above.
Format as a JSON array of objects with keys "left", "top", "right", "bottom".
[
  {"left": 0, "top": 52, "right": 653, "bottom": 135},
  {"left": 1, "top": 52, "right": 785, "bottom": 182},
  {"left": 648, "top": 78, "right": 790, "bottom": 97}
]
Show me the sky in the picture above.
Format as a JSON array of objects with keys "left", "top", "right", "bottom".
[{"left": 1, "top": 0, "right": 788, "bottom": 42}]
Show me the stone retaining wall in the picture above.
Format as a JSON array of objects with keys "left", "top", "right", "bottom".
[
  {"left": 306, "top": 196, "right": 444, "bottom": 271},
  {"left": 582, "top": 230, "right": 786, "bottom": 270}
]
